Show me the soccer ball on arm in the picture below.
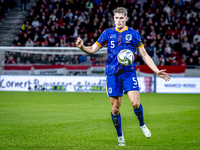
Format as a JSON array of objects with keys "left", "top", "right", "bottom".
[{"left": 117, "top": 49, "right": 134, "bottom": 66}]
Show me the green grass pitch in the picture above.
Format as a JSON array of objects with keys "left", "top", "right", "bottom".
[{"left": 0, "top": 92, "right": 200, "bottom": 150}]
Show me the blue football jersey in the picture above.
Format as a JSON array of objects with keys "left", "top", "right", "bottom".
[{"left": 95, "top": 26, "right": 144, "bottom": 75}]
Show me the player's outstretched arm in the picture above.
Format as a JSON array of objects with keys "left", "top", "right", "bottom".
[
  {"left": 75, "top": 37, "right": 100, "bottom": 54},
  {"left": 156, "top": 69, "right": 171, "bottom": 82},
  {"left": 138, "top": 47, "right": 171, "bottom": 82}
]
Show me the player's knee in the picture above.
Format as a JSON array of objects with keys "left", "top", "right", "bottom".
[
  {"left": 112, "top": 107, "right": 119, "bottom": 115},
  {"left": 131, "top": 102, "right": 140, "bottom": 109}
]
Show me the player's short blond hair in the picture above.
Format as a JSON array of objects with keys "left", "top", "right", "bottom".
[{"left": 113, "top": 7, "right": 127, "bottom": 17}]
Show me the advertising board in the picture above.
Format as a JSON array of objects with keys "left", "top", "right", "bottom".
[
  {"left": 156, "top": 77, "right": 200, "bottom": 93},
  {"left": 0, "top": 76, "right": 154, "bottom": 93}
]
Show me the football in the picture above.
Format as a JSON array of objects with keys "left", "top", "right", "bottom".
[{"left": 117, "top": 49, "right": 134, "bottom": 66}]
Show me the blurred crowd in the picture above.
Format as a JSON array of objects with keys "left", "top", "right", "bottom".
[
  {"left": 0, "top": 0, "right": 15, "bottom": 21},
  {"left": 4, "top": 0, "right": 200, "bottom": 67}
]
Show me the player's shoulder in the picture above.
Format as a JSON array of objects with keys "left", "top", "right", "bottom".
[
  {"left": 101, "top": 27, "right": 115, "bottom": 36},
  {"left": 104, "top": 27, "right": 115, "bottom": 33},
  {"left": 127, "top": 27, "right": 140, "bottom": 35}
]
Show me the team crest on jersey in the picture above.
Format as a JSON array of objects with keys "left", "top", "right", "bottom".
[
  {"left": 108, "top": 87, "right": 112, "bottom": 94},
  {"left": 126, "top": 34, "right": 132, "bottom": 41}
]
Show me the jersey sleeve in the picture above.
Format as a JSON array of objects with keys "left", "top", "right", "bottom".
[
  {"left": 95, "top": 30, "right": 108, "bottom": 48},
  {"left": 135, "top": 31, "right": 144, "bottom": 48}
]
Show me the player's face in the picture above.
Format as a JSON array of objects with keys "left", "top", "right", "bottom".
[
  {"left": 114, "top": 13, "right": 128, "bottom": 30},
  {"left": 144, "top": 77, "right": 152, "bottom": 92}
]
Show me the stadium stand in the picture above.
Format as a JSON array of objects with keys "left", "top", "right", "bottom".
[
  {"left": 1, "top": 0, "right": 200, "bottom": 68},
  {"left": 0, "top": 0, "right": 35, "bottom": 45}
]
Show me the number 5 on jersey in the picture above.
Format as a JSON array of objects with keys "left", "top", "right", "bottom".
[
  {"left": 111, "top": 41, "right": 115, "bottom": 48},
  {"left": 132, "top": 77, "right": 137, "bottom": 85}
]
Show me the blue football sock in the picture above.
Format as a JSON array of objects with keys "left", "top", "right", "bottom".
[
  {"left": 134, "top": 104, "right": 145, "bottom": 126},
  {"left": 111, "top": 112, "right": 122, "bottom": 137}
]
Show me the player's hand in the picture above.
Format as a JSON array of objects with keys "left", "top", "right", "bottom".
[
  {"left": 157, "top": 69, "right": 171, "bottom": 82},
  {"left": 76, "top": 37, "right": 84, "bottom": 48}
]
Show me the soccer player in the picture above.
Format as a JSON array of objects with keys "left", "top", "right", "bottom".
[{"left": 76, "top": 7, "right": 171, "bottom": 146}]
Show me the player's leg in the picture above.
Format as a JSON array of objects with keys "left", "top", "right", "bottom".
[
  {"left": 110, "top": 96, "right": 125, "bottom": 146},
  {"left": 127, "top": 91, "right": 144, "bottom": 125},
  {"left": 110, "top": 96, "right": 122, "bottom": 136},
  {"left": 106, "top": 74, "right": 125, "bottom": 146},
  {"left": 122, "top": 72, "right": 151, "bottom": 138},
  {"left": 127, "top": 91, "right": 145, "bottom": 126},
  {"left": 127, "top": 91, "right": 151, "bottom": 138}
]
